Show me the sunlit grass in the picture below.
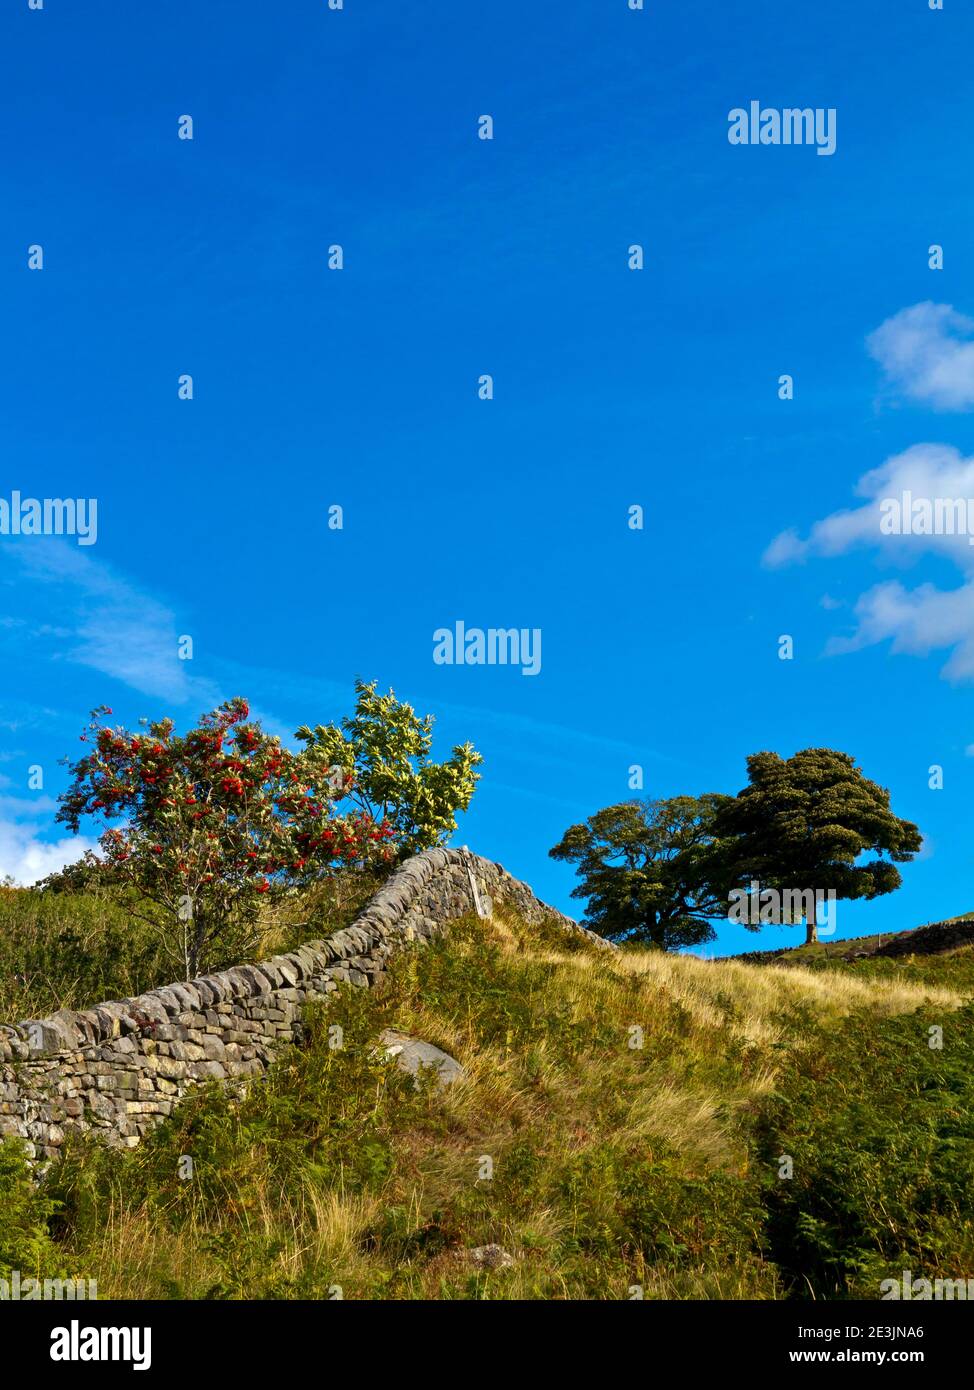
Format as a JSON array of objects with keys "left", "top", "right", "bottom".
[{"left": 7, "top": 904, "right": 967, "bottom": 1301}]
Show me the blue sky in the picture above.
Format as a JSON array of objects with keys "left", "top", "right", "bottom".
[{"left": 2, "top": 0, "right": 974, "bottom": 954}]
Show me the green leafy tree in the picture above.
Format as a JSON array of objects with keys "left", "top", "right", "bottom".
[
  {"left": 715, "top": 748, "right": 922, "bottom": 944},
  {"left": 294, "top": 680, "right": 483, "bottom": 858},
  {"left": 548, "top": 795, "right": 731, "bottom": 948}
]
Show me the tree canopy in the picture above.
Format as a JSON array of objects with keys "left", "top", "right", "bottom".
[
  {"left": 548, "top": 795, "right": 730, "bottom": 948},
  {"left": 714, "top": 748, "right": 922, "bottom": 943},
  {"left": 295, "top": 679, "right": 483, "bottom": 857},
  {"left": 550, "top": 749, "right": 922, "bottom": 949}
]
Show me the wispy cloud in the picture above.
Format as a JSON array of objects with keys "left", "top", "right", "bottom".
[
  {"left": 428, "top": 694, "right": 683, "bottom": 769},
  {"left": 1, "top": 539, "right": 220, "bottom": 705},
  {"left": 867, "top": 302, "right": 974, "bottom": 411}
]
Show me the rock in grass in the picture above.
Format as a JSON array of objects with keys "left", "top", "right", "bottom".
[
  {"left": 379, "top": 1030, "right": 464, "bottom": 1088},
  {"left": 466, "top": 1244, "right": 514, "bottom": 1271}
]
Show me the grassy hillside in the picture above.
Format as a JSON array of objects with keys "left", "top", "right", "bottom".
[{"left": 3, "top": 896, "right": 972, "bottom": 1300}]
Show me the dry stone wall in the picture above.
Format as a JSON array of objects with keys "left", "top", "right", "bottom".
[{"left": 0, "top": 848, "right": 607, "bottom": 1163}]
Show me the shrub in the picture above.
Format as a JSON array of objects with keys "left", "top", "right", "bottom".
[{"left": 0, "top": 1141, "right": 62, "bottom": 1279}]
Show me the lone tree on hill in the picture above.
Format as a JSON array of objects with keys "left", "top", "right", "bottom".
[
  {"left": 714, "top": 748, "right": 922, "bottom": 944},
  {"left": 548, "top": 795, "right": 730, "bottom": 948}
]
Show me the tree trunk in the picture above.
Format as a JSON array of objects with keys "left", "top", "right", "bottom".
[
  {"left": 185, "top": 911, "right": 205, "bottom": 979},
  {"left": 805, "top": 898, "right": 818, "bottom": 945}
]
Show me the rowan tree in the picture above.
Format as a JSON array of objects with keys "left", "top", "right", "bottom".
[{"left": 56, "top": 699, "right": 380, "bottom": 977}]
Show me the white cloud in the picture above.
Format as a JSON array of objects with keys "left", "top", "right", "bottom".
[
  {"left": 0, "top": 822, "right": 93, "bottom": 878},
  {"left": 765, "top": 443, "right": 974, "bottom": 681},
  {"left": 764, "top": 443, "right": 974, "bottom": 571},
  {"left": 763, "top": 528, "right": 807, "bottom": 567},
  {"left": 0, "top": 825, "right": 96, "bottom": 885},
  {"left": 0, "top": 796, "right": 96, "bottom": 885},
  {"left": 867, "top": 302, "right": 974, "bottom": 410},
  {"left": 826, "top": 579, "right": 974, "bottom": 681}
]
